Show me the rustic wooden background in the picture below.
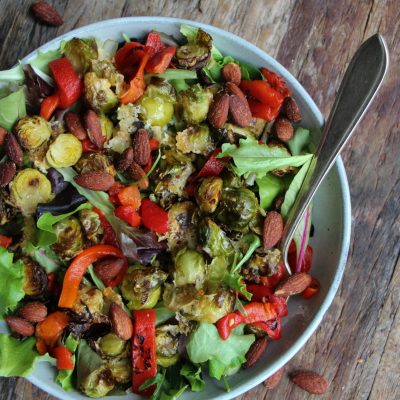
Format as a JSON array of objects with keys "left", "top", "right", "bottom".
[{"left": 0, "top": 0, "right": 398, "bottom": 399}]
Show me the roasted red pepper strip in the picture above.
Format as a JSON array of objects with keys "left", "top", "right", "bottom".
[
  {"left": 0, "top": 234, "right": 12, "bottom": 249},
  {"left": 302, "top": 277, "right": 320, "bottom": 299},
  {"left": 197, "top": 148, "right": 229, "bottom": 178},
  {"left": 251, "top": 317, "right": 282, "bottom": 340},
  {"left": 149, "top": 138, "right": 160, "bottom": 151},
  {"left": 141, "top": 198, "right": 169, "bottom": 234},
  {"left": 49, "top": 58, "right": 82, "bottom": 109},
  {"left": 58, "top": 245, "right": 125, "bottom": 308},
  {"left": 240, "top": 80, "right": 284, "bottom": 108},
  {"left": 145, "top": 46, "right": 176, "bottom": 74},
  {"left": 40, "top": 93, "right": 60, "bottom": 121},
  {"left": 215, "top": 313, "right": 245, "bottom": 340},
  {"left": 259, "top": 260, "right": 287, "bottom": 288},
  {"left": 114, "top": 205, "right": 141, "bottom": 227},
  {"left": 82, "top": 139, "right": 103, "bottom": 154},
  {"left": 287, "top": 242, "right": 314, "bottom": 274},
  {"left": 260, "top": 67, "right": 291, "bottom": 97},
  {"left": 245, "top": 285, "right": 288, "bottom": 317},
  {"left": 145, "top": 32, "right": 166, "bottom": 56},
  {"left": 132, "top": 309, "right": 157, "bottom": 395},
  {"left": 115, "top": 42, "right": 145, "bottom": 73},
  {"left": 52, "top": 346, "right": 74, "bottom": 370},
  {"left": 247, "top": 97, "right": 282, "bottom": 122},
  {"left": 35, "top": 311, "right": 70, "bottom": 351}
]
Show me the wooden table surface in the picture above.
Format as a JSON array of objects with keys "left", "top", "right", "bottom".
[{"left": 0, "top": 1, "right": 398, "bottom": 399}]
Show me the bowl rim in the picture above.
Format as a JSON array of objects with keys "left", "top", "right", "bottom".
[{"left": 21, "top": 16, "right": 352, "bottom": 400}]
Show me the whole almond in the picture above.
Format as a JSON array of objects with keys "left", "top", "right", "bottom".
[
  {"left": 283, "top": 97, "right": 302, "bottom": 123},
  {"left": 243, "top": 337, "right": 268, "bottom": 368},
  {"left": 0, "top": 127, "right": 7, "bottom": 145},
  {"left": 274, "top": 117, "right": 294, "bottom": 142},
  {"left": 222, "top": 63, "right": 242, "bottom": 86},
  {"left": 264, "top": 367, "right": 285, "bottom": 389},
  {"left": 18, "top": 302, "right": 47, "bottom": 323},
  {"left": 84, "top": 110, "right": 105, "bottom": 149},
  {"left": 291, "top": 371, "right": 329, "bottom": 394},
  {"left": 5, "top": 133, "right": 23, "bottom": 166},
  {"left": 110, "top": 303, "right": 133, "bottom": 340},
  {"left": 74, "top": 172, "right": 115, "bottom": 191},
  {"left": 5, "top": 316, "right": 34, "bottom": 337},
  {"left": 225, "top": 82, "right": 246, "bottom": 101},
  {"left": 94, "top": 258, "right": 125, "bottom": 282},
  {"left": 229, "top": 95, "right": 252, "bottom": 127},
  {"left": 31, "top": 1, "right": 64, "bottom": 26},
  {"left": 129, "top": 161, "right": 149, "bottom": 190},
  {"left": 133, "top": 129, "right": 151, "bottom": 166},
  {"left": 65, "top": 112, "right": 87, "bottom": 140},
  {"left": 274, "top": 273, "right": 312, "bottom": 297},
  {"left": 263, "top": 211, "right": 284, "bottom": 249},
  {"left": 208, "top": 92, "right": 229, "bottom": 129},
  {"left": 0, "top": 161, "right": 16, "bottom": 188},
  {"left": 117, "top": 147, "right": 134, "bottom": 171}
]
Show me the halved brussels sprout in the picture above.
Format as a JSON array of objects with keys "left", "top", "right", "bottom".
[
  {"left": 215, "top": 187, "right": 259, "bottom": 232},
  {"left": 221, "top": 169, "right": 243, "bottom": 189},
  {"left": 51, "top": 216, "right": 84, "bottom": 260},
  {"left": 75, "top": 153, "right": 115, "bottom": 176},
  {"left": 224, "top": 119, "right": 266, "bottom": 144},
  {"left": 99, "top": 114, "right": 114, "bottom": 141},
  {"left": 10, "top": 168, "right": 53, "bottom": 215},
  {"left": 206, "top": 256, "right": 229, "bottom": 289},
  {"left": 79, "top": 208, "right": 104, "bottom": 245},
  {"left": 73, "top": 286, "right": 104, "bottom": 318},
  {"left": 176, "top": 29, "right": 212, "bottom": 69},
  {"left": 99, "top": 333, "right": 126, "bottom": 357},
  {"left": 90, "top": 59, "right": 124, "bottom": 96},
  {"left": 241, "top": 248, "right": 281, "bottom": 283},
  {"left": 0, "top": 193, "right": 16, "bottom": 225},
  {"left": 63, "top": 38, "right": 98, "bottom": 75},
  {"left": 156, "top": 324, "right": 180, "bottom": 367},
  {"left": 15, "top": 116, "right": 52, "bottom": 150},
  {"left": 84, "top": 72, "right": 118, "bottom": 114},
  {"left": 80, "top": 365, "right": 115, "bottom": 398},
  {"left": 173, "top": 247, "right": 206, "bottom": 288},
  {"left": 176, "top": 124, "right": 215, "bottom": 156},
  {"left": 195, "top": 176, "right": 223, "bottom": 213},
  {"left": 46, "top": 134, "right": 83, "bottom": 168},
  {"left": 121, "top": 267, "right": 167, "bottom": 310},
  {"left": 177, "top": 84, "right": 213, "bottom": 124},
  {"left": 22, "top": 257, "right": 48, "bottom": 297},
  {"left": 108, "top": 357, "right": 131, "bottom": 384}
]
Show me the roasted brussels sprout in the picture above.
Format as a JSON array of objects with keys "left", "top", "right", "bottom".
[
  {"left": 75, "top": 153, "right": 115, "bottom": 176},
  {"left": 176, "top": 28, "right": 212, "bottom": 69},
  {"left": 166, "top": 201, "right": 197, "bottom": 251},
  {"left": 63, "top": 37, "right": 98, "bottom": 75},
  {"left": 22, "top": 257, "right": 48, "bottom": 297},
  {"left": 177, "top": 84, "right": 213, "bottom": 124},
  {"left": 46, "top": 134, "right": 83, "bottom": 168},
  {"left": 121, "top": 267, "right": 167, "bottom": 310},
  {"left": 15, "top": 116, "right": 52, "bottom": 151},
  {"left": 99, "top": 114, "right": 114, "bottom": 141},
  {"left": 195, "top": 176, "right": 223, "bottom": 213},
  {"left": 207, "top": 256, "right": 228, "bottom": 289},
  {"left": 215, "top": 187, "right": 259, "bottom": 232},
  {"left": 84, "top": 72, "right": 118, "bottom": 114},
  {"left": 99, "top": 333, "right": 126, "bottom": 357},
  {"left": 72, "top": 286, "right": 104, "bottom": 317},
  {"left": 198, "top": 218, "right": 234, "bottom": 259},
  {"left": 224, "top": 119, "right": 266, "bottom": 144},
  {"left": 51, "top": 216, "right": 84, "bottom": 260},
  {"left": 241, "top": 248, "right": 281, "bottom": 283},
  {"left": 221, "top": 169, "right": 243, "bottom": 189},
  {"left": 108, "top": 357, "right": 131, "bottom": 384},
  {"left": 156, "top": 324, "right": 180, "bottom": 367},
  {"left": 0, "top": 193, "right": 16, "bottom": 225},
  {"left": 173, "top": 247, "right": 206, "bottom": 288},
  {"left": 176, "top": 124, "right": 215, "bottom": 156},
  {"left": 79, "top": 208, "right": 104, "bottom": 245},
  {"left": 90, "top": 59, "right": 124, "bottom": 96},
  {"left": 163, "top": 284, "right": 235, "bottom": 323},
  {"left": 10, "top": 168, "right": 53, "bottom": 215},
  {"left": 80, "top": 365, "right": 115, "bottom": 398}
]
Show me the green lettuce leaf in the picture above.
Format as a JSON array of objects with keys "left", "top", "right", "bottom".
[
  {"left": 24, "top": 242, "right": 60, "bottom": 273},
  {"left": 180, "top": 363, "right": 205, "bottom": 392},
  {"left": 186, "top": 323, "right": 255, "bottom": 380},
  {"left": 256, "top": 174, "right": 286, "bottom": 209},
  {"left": 30, "top": 48, "right": 62, "bottom": 75},
  {"left": 0, "top": 65, "right": 24, "bottom": 83},
  {"left": 146, "top": 69, "right": 197, "bottom": 81},
  {"left": 0, "top": 247, "right": 25, "bottom": 318},
  {"left": 223, "top": 271, "right": 252, "bottom": 301},
  {"left": 56, "top": 355, "right": 75, "bottom": 391},
  {"left": 288, "top": 127, "right": 311, "bottom": 156},
  {"left": 0, "top": 87, "right": 26, "bottom": 131},
  {"left": 155, "top": 304, "right": 175, "bottom": 326},
  {"left": 87, "top": 265, "right": 105, "bottom": 290}
]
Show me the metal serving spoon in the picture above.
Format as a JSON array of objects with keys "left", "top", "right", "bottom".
[{"left": 280, "top": 34, "right": 389, "bottom": 274}]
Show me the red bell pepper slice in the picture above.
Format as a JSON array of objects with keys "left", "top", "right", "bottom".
[
  {"left": 81, "top": 139, "right": 103, "bottom": 154},
  {"left": 52, "top": 346, "right": 74, "bottom": 370},
  {"left": 145, "top": 32, "right": 166, "bottom": 56},
  {"left": 215, "top": 313, "right": 245, "bottom": 340},
  {"left": 197, "top": 149, "right": 229, "bottom": 178},
  {"left": 114, "top": 205, "right": 141, "bottom": 227},
  {"left": 58, "top": 245, "right": 125, "bottom": 308},
  {"left": 40, "top": 93, "right": 60, "bottom": 121},
  {"left": 115, "top": 42, "right": 145, "bottom": 73},
  {"left": 149, "top": 138, "right": 160, "bottom": 152},
  {"left": 141, "top": 198, "right": 169, "bottom": 234},
  {"left": 240, "top": 80, "right": 284, "bottom": 108},
  {"left": 259, "top": 260, "right": 287, "bottom": 288},
  {"left": 35, "top": 311, "right": 70, "bottom": 351},
  {"left": 302, "top": 276, "right": 320, "bottom": 299},
  {"left": 287, "top": 242, "right": 314, "bottom": 274},
  {"left": 260, "top": 67, "right": 291, "bottom": 98},
  {"left": 132, "top": 309, "right": 157, "bottom": 395},
  {"left": 117, "top": 185, "right": 141, "bottom": 210},
  {"left": 251, "top": 317, "right": 282, "bottom": 340},
  {"left": 49, "top": 58, "right": 82, "bottom": 109},
  {"left": 145, "top": 46, "right": 176, "bottom": 74},
  {"left": 247, "top": 97, "right": 282, "bottom": 122},
  {"left": 0, "top": 234, "right": 12, "bottom": 249},
  {"left": 108, "top": 182, "right": 124, "bottom": 205}
]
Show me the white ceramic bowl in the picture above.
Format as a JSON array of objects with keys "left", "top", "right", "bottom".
[{"left": 4, "top": 17, "right": 351, "bottom": 400}]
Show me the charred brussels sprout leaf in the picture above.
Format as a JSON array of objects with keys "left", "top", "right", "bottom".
[
  {"left": 15, "top": 116, "right": 52, "bottom": 151},
  {"left": 173, "top": 247, "right": 206, "bottom": 288},
  {"left": 46, "top": 134, "right": 83, "bottom": 168},
  {"left": 195, "top": 176, "right": 223, "bottom": 214},
  {"left": 75, "top": 153, "right": 115, "bottom": 176},
  {"left": 90, "top": 59, "right": 124, "bottom": 96},
  {"left": 63, "top": 38, "right": 98, "bottom": 75},
  {"left": 176, "top": 124, "right": 215, "bottom": 156},
  {"left": 241, "top": 248, "right": 281, "bottom": 283},
  {"left": 51, "top": 216, "right": 84, "bottom": 260},
  {"left": 177, "top": 28, "right": 212, "bottom": 69},
  {"left": 79, "top": 208, "right": 104, "bottom": 245},
  {"left": 156, "top": 324, "right": 180, "bottom": 367},
  {"left": 108, "top": 357, "right": 131, "bottom": 384},
  {"left": 22, "top": 257, "right": 48, "bottom": 297},
  {"left": 177, "top": 84, "right": 213, "bottom": 124},
  {"left": 84, "top": 72, "right": 118, "bottom": 114}
]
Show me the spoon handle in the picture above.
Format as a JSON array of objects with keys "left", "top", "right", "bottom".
[{"left": 281, "top": 34, "right": 389, "bottom": 273}]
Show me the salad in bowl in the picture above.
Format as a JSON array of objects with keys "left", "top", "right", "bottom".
[{"left": 0, "top": 22, "right": 327, "bottom": 399}]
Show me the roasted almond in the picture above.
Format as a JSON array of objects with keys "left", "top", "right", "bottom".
[
  {"left": 117, "top": 147, "right": 134, "bottom": 171},
  {"left": 229, "top": 95, "right": 252, "bottom": 127},
  {"left": 74, "top": 172, "right": 115, "bottom": 191},
  {"left": 274, "top": 273, "right": 312, "bottom": 297},
  {"left": 5, "top": 133, "right": 23, "bottom": 166},
  {"left": 110, "top": 303, "right": 133, "bottom": 340},
  {"left": 129, "top": 161, "right": 149, "bottom": 190},
  {"left": 274, "top": 117, "right": 294, "bottom": 142},
  {"left": 291, "top": 370, "right": 329, "bottom": 394},
  {"left": 0, "top": 127, "right": 7, "bottom": 145},
  {"left": 65, "top": 112, "right": 87, "bottom": 140},
  {"left": 31, "top": 1, "right": 64, "bottom": 26},
  {"left": 208, "top": 92, "right": 229, "bottom": 129},
  {"left": 263, "top": 211, "right": 284, "bottom": 249},
  {"left": 94, "top": 258, "right": 125, "bottom": 282},
  {"left": 225, "top": 82, "right": 246, "bottom": 101},
  {"left": 5, "top": 316, "right": 34, "bottom": 337},
  {"left": 18, "top": 302, "right": 47, "bottom": 323},
  {"left": 133, "top": 129, "right": 151, "bottom": 166},
  {"left": 283, "top": 97, "right": 302, "bottom": 123},
  {"left": 222, "top": 63, "right": 242, "bottom": 85},
  {"left": 0, "top": 161, "right": 16, "bottom": 188},
  {"left": 84, "top": 110, "right": 105, "bottom": 149},
  {"left": 243, "top": 337, "right": 268, "bottom": 368},
  {"left": 264, "top": 367, "right": 285, "bottom": 389}
]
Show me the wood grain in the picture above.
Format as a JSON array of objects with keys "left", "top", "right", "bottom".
[{"left": 0, "top": 1, "right": 399, "bottom": 399}]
